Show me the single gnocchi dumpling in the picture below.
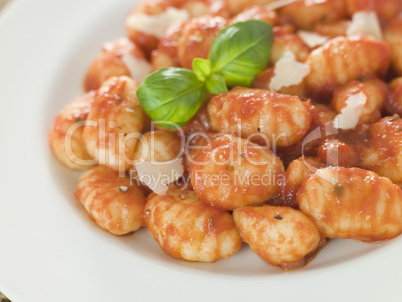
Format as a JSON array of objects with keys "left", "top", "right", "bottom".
[
  {"left": 233, "top": 205, "right": 321, "bottom": 270},
  {"left": 49, "top": 91, "right": 95, "bottom": 170},
  {"left": 177, "top": 15, "right": 227, "bottom": 69},
  {"left": 84, "top": 38, "right": 151, "bottom": 92},
  {"left": 207, "top": 87, "right": 312, "bottom": 148},
  {"left": 297, "top": 166, "right": 402, "bottom": 242},
  {"left": 305, "top": 35, "right": 390, "bottom": 100},
  {"left": 143, "top": 186, "right": 242, "bottom": 262},
  {"left": 331, "top": 79, "right": 388, "bottom": 124},
  {"left": 190, "top": 134, "right": 284, "bottom": 211},
  {"left": 83, "top": 76, "right": 144, "bottom": 172},
  {"left": 75, "top": 165, "right": 147, "bottom": 235},
  {"left": 359, "top": 116, "right": 402, "bottom": 185}
]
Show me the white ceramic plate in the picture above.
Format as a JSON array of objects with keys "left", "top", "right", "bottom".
[{"left": 0, "top": 0, "right": 401, "bottom": 301}]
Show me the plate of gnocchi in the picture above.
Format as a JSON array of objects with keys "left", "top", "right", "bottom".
[{"left": 1, "top": 0, "right": 402, "bottom": 301}]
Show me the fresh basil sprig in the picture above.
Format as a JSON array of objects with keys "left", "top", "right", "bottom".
[
  {"left": 208, "top": 20, "right": 273, "bottom": 87},
  {"left": 193, "top": 58, "right": 228, "bottom": 94},
  {"left": 137, "top": 68, "right": 207, "bottom": 128},
  {"left": 137, "top": 20, "right": 273, "bottom": 128}
]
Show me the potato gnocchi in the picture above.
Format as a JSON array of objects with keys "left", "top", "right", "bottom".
[
  {"left": 75, "top": 165, "right": 147, "bottom": 235},
  {"left": 234, "top": 205, "right": 322, "bottom": 269},
  {"left": 297, "top": 167, "right": 402, "bottom": 242},
  {"left": 49, "top": 0, "right": 402, "bottom": 271},
  {"left": 143, "top": 186, "right": 242, "bottom": 262},
  {"left": 190, "top": 134, "right": 284, "bottom": 210}
]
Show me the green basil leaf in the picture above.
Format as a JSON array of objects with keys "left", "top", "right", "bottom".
[
  {"left": 209, "top": 20, "right": 273, "bottom": 87},
  {"left": 137, "top": 68, "right": 207, "bottom": 129},
  {"left": 193, "top": 58, "right": 212, "bottom": 82},
  {"left": 205, "top": 73, "right": 228, "bottom": 94}
]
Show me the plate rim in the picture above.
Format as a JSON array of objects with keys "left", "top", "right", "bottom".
[{"left": 1, "top": 0, "right": 402, "bottom": 301}]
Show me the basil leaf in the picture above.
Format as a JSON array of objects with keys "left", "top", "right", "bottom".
[
  {"left": 193, "top": 58, "right": 211, "bottom": 82},
  {"left": 137, "top": 68, "right": 207, "bottom": 129},
  {"left": 206, "top": 73, "right": 228, "bottom": 94},
  {"left": 209, "top": 20, "right": 273, "bottom": 87}
]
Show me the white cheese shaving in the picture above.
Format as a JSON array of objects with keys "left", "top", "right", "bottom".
[
  {"left": 269, "top": 51, "right": 310, "bottom": 91},
  {"left": 346, "top": 11, "right": 382, "bottom": 40},
  {"left": 135, "top": 158, "right": 184, "bottom": 195},
  {"left": 125, "top": 7, "right": 189, "bottom": 39},
  {"left": 333, "top": 92, "right": 367, "bottom": 129},
  {"left": 298, "top": 30, "right": 328, "bottom": 47},
  {"left": 305, "top": 0, "right": 329, "bottom": 5},
  {"left": 121, "top": 55, "right": 152, "bottom": 83},
  {"left": 265, "top": 0, "right": 298, "bottom": 10}
]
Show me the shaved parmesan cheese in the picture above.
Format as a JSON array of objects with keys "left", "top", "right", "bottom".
[
  {"left": 269, "top": 51, "right": 310, "bottom": 91},
  {"left": 121, "top": 55, "right": 152, "bottom": 83},
  {"left": 298, "top": 30, "right": 328, "bottom": 47},
  {"left": 346, "top": 11, "right": 382, "bottom": 40},
  {"left": 305, "top": 0, "right": 328, "bottom": 5},
  {"left": 266, "top": 0, "right": 298, "bottom": 10},
  {"left": 333, "top": 92, "right": 367, "bottom": 129},
  {"left": 135, "top": 159, "right": 184, "bottom": 195},
  {"left": 125, "top": 7, "right": 189, "bottom": 39}
]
